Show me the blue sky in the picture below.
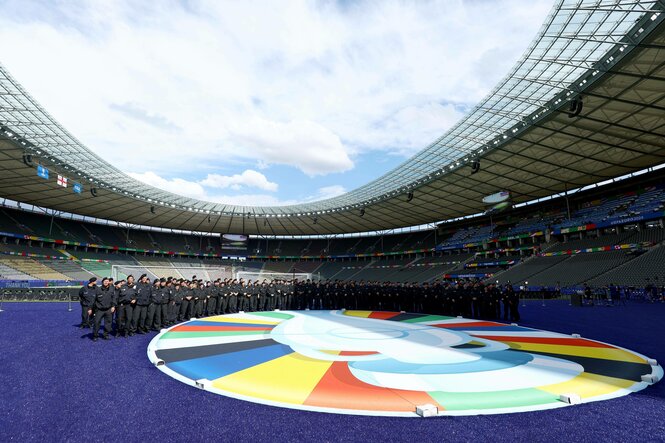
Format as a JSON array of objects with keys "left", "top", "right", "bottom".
[{"left": 0, "top": 0, "right": 552, "bottom": 206}]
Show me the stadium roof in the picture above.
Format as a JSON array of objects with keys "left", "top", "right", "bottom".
[{"left": 1, "top": 0, "right": 665, "bottom": 236}]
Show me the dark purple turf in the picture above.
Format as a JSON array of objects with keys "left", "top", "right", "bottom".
[{"left": 1, "top": 301, "right": 664, "bottom": 442}]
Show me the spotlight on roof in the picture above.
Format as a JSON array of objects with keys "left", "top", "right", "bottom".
[
  {"left": 470, "top": 159, "right": 480, "bottom": 175},
  {"left": 150, "top": 205, "right": 156, "bottom": 214},
  {"left": 359, "top": 208, "right": 365, "bottom": 217},
  {"left": 90, "top": 187, "right": 98, "bottom": 197},
  {"left": 567, "top": 96, "right": 583, "bottom": 118},
  {"left": 22, "top": 153, "right": 33, "bottom": 167},
  {"left": 406, "top": 191, "right": 414, "bottom": 202}
]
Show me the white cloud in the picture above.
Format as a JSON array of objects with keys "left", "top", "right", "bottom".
[
  {"left": 227, "top": 119, "right": 353, "bottom": 176},
  {"left": 127, "top": 171, "right": 209, "bottom": 201},
  {"left": 128, "top": 171, "right": 346, "bottom": 206},
  {"left": 129, "top": 169, "right": 279, "bottom": 200},
  {"left": 200, "top": 169, "right": 278, "bottom": 192},
  {"left": 0, "top": 0, "right": 553, "bottom": 199}
]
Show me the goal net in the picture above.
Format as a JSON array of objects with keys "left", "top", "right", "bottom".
[
  {"left": 111, "top": 265, "right": 231, "bottom": 282},
  {"left": 234, "top": 271, "right": 321, "bottom": 282}
]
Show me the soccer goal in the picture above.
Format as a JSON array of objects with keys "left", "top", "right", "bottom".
[
  {"left": 234, "top": 270, "right": 321, "bottom": 282},
  {"left": 111, "top": 264, "right": 231, "bottom": 282}
]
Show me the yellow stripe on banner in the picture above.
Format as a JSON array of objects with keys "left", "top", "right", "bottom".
[
  {"left": 343, "top": 310, "right": 373, "bottom": 318},
  {"left": 538, "top": 372, "right": 634, "bottom": 398},
  {"left": 202, "top": 316, "right": 279, "bottom": 325},
  {"left": 211, "top": 352, "right": 336, "bottom": 404},
  {"left": 500, "top": 342, "right": 646, "bottom": 363}
]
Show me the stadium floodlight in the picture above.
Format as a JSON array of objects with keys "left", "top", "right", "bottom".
[
  {"left": 22, "top": 153, "right": 33, "bottom": 167},
  {"left": 471, "top": 160, "right": 480, "bottom": 175}
]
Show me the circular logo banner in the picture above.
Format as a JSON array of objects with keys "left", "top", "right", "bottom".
[{"left": 147, "top": 310, "right": 662, "bottom": 416}]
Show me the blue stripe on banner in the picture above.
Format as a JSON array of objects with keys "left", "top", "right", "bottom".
[{"left": 166, "top": 343, "right": 292, "bottom": 380}]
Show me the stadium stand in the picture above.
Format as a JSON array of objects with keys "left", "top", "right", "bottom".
[{"left": 0, "top": 175, "right": 663, "bottom": 288}]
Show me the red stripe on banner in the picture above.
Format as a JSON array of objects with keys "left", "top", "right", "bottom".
[
  {"left": 304, "top": 361, "right": 441, "bottom": 412},
  {"left": 367, "top": 312, "right": 401, "bottom": 320},
  {"left": 338, "top": 351, "right": 379, "bottom": 356},
  {"left": 473, "top": 335, "right": 614, "bottom": 348},
  {"left": 172, "top": 325, "right": 273, "bottom": 332}
]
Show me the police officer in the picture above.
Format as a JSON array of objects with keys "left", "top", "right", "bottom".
[
  {"left": 117, "top": 275, "right": 136, "bottom": 337},
  {"left": 91, "top": 277, "right": 116, "bottom": 341},
  {"left": 245, "top": 281, "right": 256, "bottom": 312},
  {"left": 78, "top": 277, "right": 98, "bottom": 329},
  {"left": 132, "top": 274, "right": 152, "bottom": 334},
  {"left": 163, "top": 278, "right": 175, "bottom": 326},
  {"left": 170, "top": 279, "right": 184, "bottom": 323},
  {"left": 194, "top": 280, "right": 206, "bottom": 317},
  {"left": 179, "top": 280, "right": 193, "bottom": 320},
  {"left": 147, "top": 278, "right": 163, "bottom": 330},
  {"left": 112, "top": 279, "right": 123, "bottom": 337},
  {"left": 207, "top": 280, "right": 218, "bottom": 316},
  {"left": 218, "top": 281, "right": 229, "bottom": 314}
]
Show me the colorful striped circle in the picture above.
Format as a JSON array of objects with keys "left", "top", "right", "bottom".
[{"left": 147, "top": 310, "right": 662, "bottom": 416}]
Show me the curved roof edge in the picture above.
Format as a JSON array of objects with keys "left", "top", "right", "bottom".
[{"left": 1, "top": 0, "right": 664, "bottom": 235}]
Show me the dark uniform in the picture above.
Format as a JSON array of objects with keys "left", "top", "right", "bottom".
[
  {"left": 117, "top": 279, "right": 136, "bottom": 337},
  {"left": 92, "top": 279, "right": 116, "bottom": 341},
  {"left": 218, "top": 283, "right": 229, "bottom": 314},
  {"left": 207, "top": 282, "right": 218, "bottom": 316},
  {"left": 78, "top": 278, "right": 98, "bottom": 328},
  {"left": 132, "top": 276, "right": 152, "bottom": 333},
  {"left": 170, "top": 282, "right": 184, "bottom": 324},
  {"left": 179, "top": 282, "right": 195, "bottom": 320},
  {"left": 228, "top": 281, "right": 238, "bottom": 313}
]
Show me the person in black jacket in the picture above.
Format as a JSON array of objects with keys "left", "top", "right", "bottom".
[
  {"left": 117, "top": 276, "right": 136, "bottom": 337},
  {"left": 147, "top": 278, "right": 162, "bottom": 331},
  {"left": 78, "top": 277, "right": 98, "bottom": 329},
  {"left": 90, "top": 277, "right": 116, "bottom": 341},
  {"left": 132, "top": 274, "right": 152, "bottom": 334},
  {"left": 170, "top": 279, "right": 184, "bottom": 323},
  {"left": 162, "top": 279, "right": 174, "bottom": 326}
]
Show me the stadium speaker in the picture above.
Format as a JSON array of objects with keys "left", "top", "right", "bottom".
[
  {"left": 150, "top": 205, "right": 156, "bottom": 214},
  {"left": 90, "top": 187, "right": 98, "bottom": 197},
  {"left": 359, "top": 208, "right": 365, "bottom": 217},
  {"left": 567, "top": 96, "right": 583, "bottom": 118},
  {"left": 22, "top": 153, "right": 33, "bottom": 167},
  {"left": 313, "top": 217, "right": 318, "bottom": 224},
  {"left": 470, "top": 160, "right": 480, "bottom": 174},
  {"left": 406, "top": 191, "right": 414, "bottom": 202}
]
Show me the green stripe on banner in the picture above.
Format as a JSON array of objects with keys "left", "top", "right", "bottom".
[
  {"left": 402, "top": 315, "right": 455, "bottom": 323},
  {"left": 249, "top": 311, "right": 294, "bottom": 320},
  {"left": 161, "top": 330, "right": 268, "bottom": 339},
  {"left": 428, "top": 388, "right": 557, "bottom": 410}
]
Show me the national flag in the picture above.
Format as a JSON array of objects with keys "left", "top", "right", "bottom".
[
  {"left": 37, "top": 165, "right": 49, "bottom": 179},
  {"left": 57, "top": 175, "right": 68, "bottom": 188},
  {"left": 73, "top": 182, "right": 83, "bottom": 194}
]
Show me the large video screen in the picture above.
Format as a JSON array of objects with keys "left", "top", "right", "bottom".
[{"left": 221, "top": 234, "right": 248, "bottom": 251}]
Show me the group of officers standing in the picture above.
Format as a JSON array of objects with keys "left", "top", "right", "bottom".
[{"left": 79, "top": 274, "right": 521, "bottom": 341}]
